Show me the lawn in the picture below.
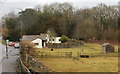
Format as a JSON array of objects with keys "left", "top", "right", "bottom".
[
  {"left": 36, "top": 57, "right": 118, "bottom": 72},
  {"left": 35, "top": 43, "right": 118, "bottom": 57},
  {"left": 33, "top": 43, "right": 118, "bottom": 72}
]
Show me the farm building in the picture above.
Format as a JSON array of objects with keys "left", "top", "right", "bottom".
[{"left": 102, "top": 43, "right": 114, "bottom": 53}]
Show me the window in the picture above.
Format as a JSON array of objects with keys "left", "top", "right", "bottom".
[
  {"left": 59, "top": 39, "right": 61, "bottom": 41},
  {"left": 34, "top": 43, "right": 39, "bottom": 45},
  {"left": 53, "top": 39, "right": 54, "bottom": 41}
]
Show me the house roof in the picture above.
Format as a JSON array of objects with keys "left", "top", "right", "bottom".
[{"left": 22, "top": 35, "right": 47, "bottom": 41}]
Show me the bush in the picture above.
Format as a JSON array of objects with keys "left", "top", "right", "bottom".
[{"left": 60, "top": 35, "right": 69, "bottom": 43}]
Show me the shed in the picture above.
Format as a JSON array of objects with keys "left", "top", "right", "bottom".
[{"left": 102, "top": 43, "right": 114, "bottom": 53}]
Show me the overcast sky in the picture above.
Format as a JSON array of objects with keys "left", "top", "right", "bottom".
[{"left": 0, "top": 0, "right": 119, "bottom": 19}]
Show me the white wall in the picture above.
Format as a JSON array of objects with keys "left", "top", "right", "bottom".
[
  {"left": 47, "top": 37, "right": 61, "bottom": 43},
  {"left": 53, "top": 37, "right": 61, "bottom": 43},
  {"left": 31, "top": 38, "right": 42, "bottom": 48}
]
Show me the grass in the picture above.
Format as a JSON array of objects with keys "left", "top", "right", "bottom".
[
  {"left": 36, "top": 57, "right": 118, "bottom": 72},
  {"left": 35, "top": 43, "right": 118, "bottom": 57},
  {"left": 33, "top": 43, "right": 118, "bottom": 72},
  {"left": 36, "top": 43, "right": 102, "bottom": 54}
]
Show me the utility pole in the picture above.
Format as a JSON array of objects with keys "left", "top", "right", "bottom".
[
  {"left": 19, "top": 9, "right": 23, "bottom": 37},
  {"left": 14, "top": 8, "right": 24, "bottom": 37},
  {"left": 6, "top": 39, "right": 9, "bottom": 59},
  {"left": 4, "top": 14, "right": 9, "bottom": 58},
  {"left": 20, "top": 15, "right": 23, "bottom": 37}
]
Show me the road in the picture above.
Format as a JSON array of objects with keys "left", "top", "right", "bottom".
[{"left": 0, "top": 43, "right": 20, "bottom": 73}]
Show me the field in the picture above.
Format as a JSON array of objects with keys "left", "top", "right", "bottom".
[
  {"left": 35, "top": 43, "right": 118, "bottom": 57},
  {"left": 34, "top": 43, "right": 118, "bottom": 72},
  {"left": 37, "top": 57, "right": 118, "bottom": 72}
]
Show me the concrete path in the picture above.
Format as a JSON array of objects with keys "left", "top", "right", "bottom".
[
  {"left": 0, "top": 45, "right": 20, "bottom": 73},
  {"left": 0, "top": 42, "right": 5, "bottom": 74}
]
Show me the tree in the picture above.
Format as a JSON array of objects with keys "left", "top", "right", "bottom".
[
  {"left": 2, "top": 28, "right": 8, "bottom": 39},
  {"left": 1, "top": 3, "right": 118, "bottom": 42},
  {"left": 19, "top": 8, "right": 40, "bottom": 35},
  {"left": 60, "top": 35, "right": 69, "bottom": 43},
  {"left": 2, "top": 11, "right": 20, "bottom": 41},
  {"left": 93, "top": 3, "right": 118, "bottom": 40}
]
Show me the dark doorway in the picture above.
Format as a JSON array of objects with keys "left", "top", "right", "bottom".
[{"left": 42, "top": 40, "right": 44, "bottom": 47}]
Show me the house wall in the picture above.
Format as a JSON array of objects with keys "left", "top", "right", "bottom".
[
  {"left": 31, "top": 38, "right": 42, "bottom": 48},
  {"left": 47, "top": 37, "right": 61, "bottom": 43},
  {"left": 46, "top": 34, "right": 49, "bottom": 43},
  {"left": 52, "top": 37, "right": 61, "bottom": 43},
  {"left": 44, "top": 42, "right": 46, "bottom": 47}
]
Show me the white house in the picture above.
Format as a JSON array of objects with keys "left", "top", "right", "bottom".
[
  {"left": 22, "top": 35, "right": 46, "bottom": 48},
  {"left": 22, "top": 34, "right": 61, "bottom": 48},
  {"left": 46, "top": 33, "right": 61, "bottom": 43},
  {"left": 46, "top": 37, "right": 61, "bottom": 43},
  {"left": 32, "top": 38, "right": 45, "bottom": 48}
]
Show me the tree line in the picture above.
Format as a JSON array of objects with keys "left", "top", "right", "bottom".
[{"left": 2, "top": 3, "right": 119, "bottom": 42}]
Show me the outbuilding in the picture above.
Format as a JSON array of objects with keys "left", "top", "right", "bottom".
[{"left": 102, "top": 43, "right": 114, "bottom": 53}]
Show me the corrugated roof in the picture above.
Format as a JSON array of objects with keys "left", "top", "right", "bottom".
[{"left": 22, "top": 35, "right": 47, "bottom": 41}]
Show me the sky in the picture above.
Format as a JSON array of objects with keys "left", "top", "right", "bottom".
[{"left": 0, "top": 0, "right": 119, "bottom": 19}]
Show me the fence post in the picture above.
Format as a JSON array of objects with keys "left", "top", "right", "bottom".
[
  {"left": 71, "top": 52, "right": 72, "bottom": 57},
  {"left": 77, "top": 52, "right": 79, "bottom": 57},
  {"left": 58, "top": 52, "right": 59, "bottom": 58}
]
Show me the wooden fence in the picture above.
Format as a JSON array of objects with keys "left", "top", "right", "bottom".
[
  {"left": 80, "top": 53, "right": 118, "bottom": 58},
  {"left": 35, "top": 51, "right": 72, "bottom": 58},
  {"left": 35, "top": 51, "right": 118, "bottom": 58}
]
